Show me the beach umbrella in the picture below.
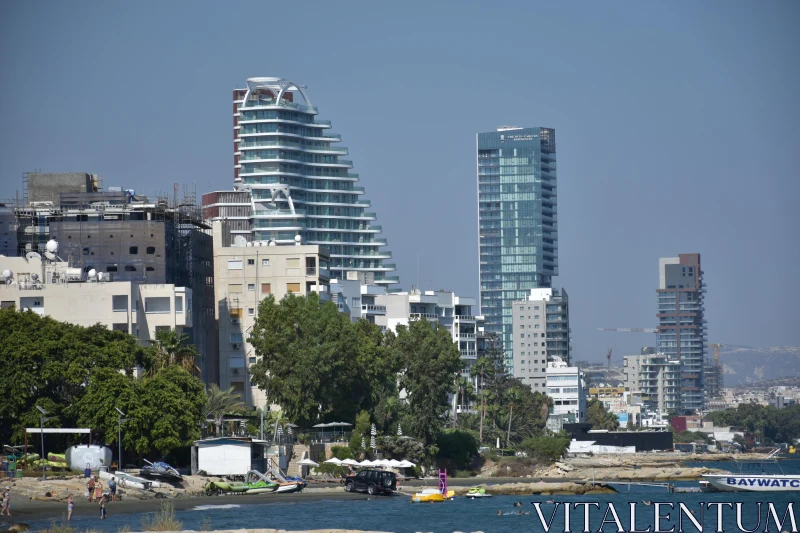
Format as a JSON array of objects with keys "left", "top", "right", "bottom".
[
  {"left": 398, "top": 460, "right": 415, "bottom": 468},
  {"left": 324, "top": 457, "right": 342, "bottom": 465},
  {"left": 397, "top": 424, "right": 402, "bottom": 436},
  {"left": 361, "top": 436, "right": 366, "bottom": 449},
  {"left": 340, "top": 458, "right": 359, "bottom": 466},
  {"left": 388, "top": 459, "right": 402, "bottom": 467},
  {"left": 360, "top": 459, "right": 376, "bottom": 467},
  {"left": 298, "top": 458, "right": 319, "bottom": 467}
]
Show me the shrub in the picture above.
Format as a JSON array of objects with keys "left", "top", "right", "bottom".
[
  {"left": 39, "top": 521, "right": 76, "bottom": 533},
  {"left": 330, "top": 445, "right": 354, "bottom": 460},
  {"left": 519, "top": 435, "right": 570, "bottom": 462},
  {"left": 436, "top": 429, "right": 479, "bottom": 471},
  {"left": 141, "top": 501, "right": 182, "bottom": 532}
]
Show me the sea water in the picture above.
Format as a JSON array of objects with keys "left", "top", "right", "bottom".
[{"left": 27, "top": 460, "right": 800, "bottom": 533}]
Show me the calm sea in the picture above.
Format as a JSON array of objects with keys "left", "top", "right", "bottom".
[{"left": 28, "top": 460, "right": 800, "bottom": 533}]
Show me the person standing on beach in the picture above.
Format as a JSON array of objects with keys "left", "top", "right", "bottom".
[
  {"left": 87, "top": 476, "right": 95, "bottom": 502},
  {"left": 109, "top": 476, "right": 117, "bottom": 501},
  {"left": 98, "top": 494, "right": 107, "bottom": 520},
  {"left": 0, "top": 488, "right": 10, "bottom": 516},
  {"left": 95, "top": 479, "right": 103, "bottom": 501},
  {"left": 67, "top": 494, "right": 74, "bottom": 521}
]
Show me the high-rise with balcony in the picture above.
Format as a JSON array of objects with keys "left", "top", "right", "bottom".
[
  {"left": 477, "top": 127, "right": 557, "bottom": 367},
  {"left": 656, "top": 254, "right": 707, "bottom": 413},
  {"left": 231, "top": 77, "right": 397, "bottom": 286}
]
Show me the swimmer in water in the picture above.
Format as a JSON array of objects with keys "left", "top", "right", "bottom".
[{"left": 642, "top": 500, "right": 652, "bottom": 506}]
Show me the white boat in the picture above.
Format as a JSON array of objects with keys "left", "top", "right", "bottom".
[
  {"left": 98, "top": 470, "right": 154, "bottom": 490},
  {"left": 701, "top": 474, "right": 800, "bottom": 492},
  {"left": 275, "top": 482, "right": 304, "bottom": 494}
]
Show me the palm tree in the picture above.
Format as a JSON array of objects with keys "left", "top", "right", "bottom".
[
  {"left": 505, "top": 387, "right": 524, "bottom": 449},
  {"left": 205, "top": 385, "right": 246, "bottom": 437},
  {"left": 149, "top": 329, "right": 201, "bottom": 376},
  {"left": 471, "top": 356, "right": 494, "bottom": 444},
  {"left": 268, "top": 409, "right": 290, "bottom": 442},
  {"left": 455, "top": 376, "right": 474, "bottom": 425}
]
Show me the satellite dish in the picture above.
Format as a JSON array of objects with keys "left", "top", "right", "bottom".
[
  {"left": 268, "top": 240, "right": 277, "bottom": 247},
  {"left": 26, "top": 252, "right": 42, "bottom": 261},
  {"left": 44, "top": 251, "right": 57, "bottom": 261},
  {"left": 45, "top": 240, "right": 58, "bottom": 253},
  {"left": 233, "top": 235, "right": 247, "bottom": 247},
  {"left": 31, "top": 273, "right": 40, "bottom": 282},
  {"left": 97, "top": 272, "right": 104, "bottom": 281},
  {"left": 88, "top": 269, "right": 97, "bottom": 278},
  {"left": 294, "top": 235, "right": 302, "bottom": 244},
  {"left": 1, "top": 269, "right": 12, "bottom": 279},
  {"left": 246, "top": 242, "right": 254, "bottom": 247}
]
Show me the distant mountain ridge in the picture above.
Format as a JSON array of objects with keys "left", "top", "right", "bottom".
[{"left": 720, "top": 345, "right": 800, "bottom": 386}]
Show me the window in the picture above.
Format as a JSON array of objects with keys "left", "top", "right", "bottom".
[
  {"left": 520, "top": 325, "right": 524, "bottom": 329},
  {"left": 287, "top": 283, "right": 301, "bottom": 294},
  {"left": 175, "top": 295, "right": 183, "bottom": 314},
  {"left": 129, "top": 246, "right": 138, "bottom": 254},
  {"left": 534, "top": 315, "right": 540, "bottom": 319},
  {"left": 534, "top": 306, "right": 540, "bottom": 310},
  {"left": 286, "top": 258, "right": 300, "bottom": 268},
  {"left": 112, "top": 295, "right": 128, "bottom": 312},
  {"left": 247, "top": 258, "right": 255, "bottom": 265},
  {"left": 228, "top": 260, "right": 243, "bottom": 270},
  {"left": 124, "top": 265, "right": 136, "bottom": 272},
  {"left": 82, "top": 248, "right": 89, "bottom": 256},
  {"left": 146, "top": 266, "right": 155, "bottom": 272},
  {"left": 248, "top": 308, "right": 255, "bottom": 316},
  {"left": 228, "top": 283, "right": 242, "bottom": 294},
  {"left": 521, "top": 359, "right": 525, "bottom": 364},
  {"left": 0, "top": 301, "right": 15, "bottom": 309},
  {"left": 112, "top": 323, "right": 128, "bottom": 332},
  {"left": 261, "top": 258, "right": 270, "bottom": 266},
  {"left": 230, "top": 333, "right": 243, "bottom": 343},
  {"left": 107, "top": 265, "right": 118, "bottom": 272},
  {"left": 144, "top": 297, "right": 170, "bottom": 313},
  {"left": 247, "top": 283, "right": 255, "bottom": 291},
  {"left": 229, "top": 356, "right": 245, "bottom": 368},
  {"left": 146, "top": 246, "right": 156, "bottom": 254},
  {"left": 534, "top": 324, "right": 540, "bottom": 329},
  {"left": 520, "top": 334, "right": 524, "bottom": 339},
  {"left": 261, "top": 283, "right": 271, "bottom": 294}
]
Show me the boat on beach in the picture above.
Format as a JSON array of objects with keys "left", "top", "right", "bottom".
[
  {"left": 98, "top": 470, "right": 153, "bottom": 490},
  {"left": 411, "top": 488, "right": 454, "bottom": 503},
  {"left": 140, "top": 459, "right": 183, "bottom": 481}
]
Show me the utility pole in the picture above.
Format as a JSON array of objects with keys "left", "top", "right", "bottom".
[
  {"left": 35, "top": 405, "right": 51, "bottom": 481},
  {"left": 115, "top": 408, "right": 128, "bottom": 470}
]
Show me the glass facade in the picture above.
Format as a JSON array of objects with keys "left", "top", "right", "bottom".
[
  {"left": 656, "top": 254, "right": 707, "bottom": 413},
  {"left": 233, "top": 79, "right": 396, "bottom": 285},
  {"left": 477, "top": 127, "right": 558, "bottom": 367}
]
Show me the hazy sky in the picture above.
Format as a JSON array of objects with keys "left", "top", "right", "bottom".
[{"left": 1, "top": 1, "right": 798, "bottom": 361}]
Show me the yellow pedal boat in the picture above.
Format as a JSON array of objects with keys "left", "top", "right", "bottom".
[{"left": 410, "top": 488, "right": 455, "bottom": 502}]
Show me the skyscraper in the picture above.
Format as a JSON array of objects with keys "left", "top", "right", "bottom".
[
  {"left": 657, "top": 254, "right": 707, "bottom": 413},
  {"left": 477, "top": 127, "right": 558, "bottom": 366},
  {"left": 232, "top": 77, "right": 396, "bottom": 286}
]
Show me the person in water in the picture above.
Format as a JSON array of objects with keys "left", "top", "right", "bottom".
[
  {"left": 67, "top": 494, "right": 74, "bottom": 521},
  {"left": 99, "top": 494, "right": 107, "bottom": 520}
]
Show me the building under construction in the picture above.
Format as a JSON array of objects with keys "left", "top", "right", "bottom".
[{"left": 6, "top": 173, "right": 218, "bottom": 384}]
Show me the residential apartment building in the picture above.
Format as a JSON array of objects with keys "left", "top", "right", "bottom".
[
  {"left": 329, "top": 278, "right": 387, "bottom": 324},
  {"left": 546, "top": 357, "right": 586, "bottom": 422},
  {"left": 511, "top": 288, "right": 571, "bottom": 391},
  {"left": 657, "top": 254, "right": 707, "bottom": 412},
  {"left": 373, "top": 288, "right": 481, "bottom": 412},
  {"left": 7, "top": 175, "right": 216, "bottom": 383},
  {"left": 623, "top": 354, "right": 681, "bottom": 414},
  {"left": 228, "top": 77, "right": 397, "bottom": 287},
  {"left": 212, "top": 220, "right": 330, "bottom": 407},
  {"left": 0, "top": 251, "right": 191, "bottom": 346},
  {"left": 477, "top": 127, "right": 557, "bottom": 368}
]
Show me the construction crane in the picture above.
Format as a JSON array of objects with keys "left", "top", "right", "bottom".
[
  {"left": 597, "top": 328, "right": 658, "bottom": 333},
  {"left": 606, "top": 348, "right": 612, "bottom": 380}
]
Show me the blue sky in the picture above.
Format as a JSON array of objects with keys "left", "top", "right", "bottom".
[{"left": 1, "top": 1, "right": 798, "bottom": 361}]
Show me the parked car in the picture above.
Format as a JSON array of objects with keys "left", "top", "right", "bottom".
[{"left": 344, "top": 469, "right": 397, "bottom": 495}]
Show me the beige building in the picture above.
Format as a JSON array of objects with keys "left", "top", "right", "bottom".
[
  {"left": 624, "top": 354, "right": 681, "bottom": 414},
  {"left": 212, "top": 221, "right": 330, "bottom": 407},
  {"left": 0, "top": 251, "right": 191, "bottom": 344}
]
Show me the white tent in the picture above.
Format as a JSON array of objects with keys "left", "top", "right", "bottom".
[
  {"left": 298, "top": 458, "right": 319, "bottom": 467},
  {"left": 323, "top": 457, "right": 342, "bottom": 465},
  {"left": 359, "top": 459, "right": 376, "bottom": 467},
  {"left": 397, "top": 460, "right": 416, "bottom": 468},
  {"left": 340, "top": 458, "right": 359, "bottom": 466},
  {"left": 387, "top": 459, "right": 402, "bottom": 467}
]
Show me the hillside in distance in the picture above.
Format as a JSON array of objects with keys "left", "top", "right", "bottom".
[{"left": 721, "top": 345, "right": 800, "bottom": 386}]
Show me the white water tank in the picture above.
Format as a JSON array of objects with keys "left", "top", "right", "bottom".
[
  {"left": 66, "top": 445, "right": 113, "bottom": 471},
  {"left": 65, "top": 268, "right": 82, "bottom": 281}
]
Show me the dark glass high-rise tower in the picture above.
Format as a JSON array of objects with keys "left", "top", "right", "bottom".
[{"left": 477, "top": 127, "right": 558, "bottom": 367}]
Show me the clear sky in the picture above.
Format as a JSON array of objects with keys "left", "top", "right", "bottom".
[{"left": 1, "top": 1, "right": 798, "bottom": 361}]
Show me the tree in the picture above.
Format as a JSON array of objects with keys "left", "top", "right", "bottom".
[
  {"left": 148, "top": 329, "right": 200, "bottom": 377},
  {"left": 436, "top": 429, "right": 479, "bottom": 471},
  {"left": 394, "top": 318, "right": 463, "bottom": 460},
  {"left": 470, "top": 356, "right": 495, "bottom": 443},
  {"left": 455, "top": 376, "right": 474, "bottom": 425},
  {"left": 0, "top": 307, "right": 148, "bottom": 444},
  {"left": 349, "top": 410, "right": 372, "bottom": 452},
  {"left": 519, "top": 434, "right": 570, "bottom": 462},
  {"left": 248, "top": 293, "right": 363, "bottom": 426},
  {"left": 204, "top": 385, "right": 246, "bottom": 437},
  {"left": 505, "top": 387, "right": 524, "bottom": 448},
  {"left": 585, "top": 399, "right": 620, "bottom": 431}
]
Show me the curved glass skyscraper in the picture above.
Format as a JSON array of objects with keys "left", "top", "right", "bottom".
[{"left": 233, "top": 77, "right": 397, "bottom": 285}]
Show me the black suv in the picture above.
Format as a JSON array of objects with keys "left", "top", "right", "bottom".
[{"left": 344, "top": 469, "right": 397, "bottom": 495}]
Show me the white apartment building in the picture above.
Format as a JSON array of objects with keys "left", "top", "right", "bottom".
[
  {"left": 545, "top": 356, "right": 586, "bottom": 422},
  {"left": 373, "top": 288, "right": 481, "bottom": 413},
  {"left": 329, "top": 278, "right": 387, "bottom": 324},
  {"left": 624, "top": 353, "right": 681, "bottom": 414},
  {"left": 512, "top": 288, "right": 571, "bottom": 391},
  {"left": 212, "top": 220, "right": 331, "bottom": 407},
  {"left": 0, "top": 247, "right": 191, "bottom": 345}
]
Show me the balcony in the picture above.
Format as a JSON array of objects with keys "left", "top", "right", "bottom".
[
  {"left": 455, "top": 315, "right": 475, "bottom": 321},
  {"left": 410, "top": 313, "right": 439, "bottom": 320},
  {"left": 361, "top": 304, "right": 386, "bottom": 314},
  {"left": 458, "top": 332, "right": 476, "bottom": 338}
]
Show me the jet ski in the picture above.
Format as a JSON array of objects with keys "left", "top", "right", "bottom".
[{"left": 140, "top": 459, "right": 183, "bottom": 481}]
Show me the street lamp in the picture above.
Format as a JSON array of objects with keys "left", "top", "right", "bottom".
[
  {"left": 115, "top": 408, "right": 128, "bottom": 471},
  {"left": 35, "top": 405, "right": 53, "bottom": 481}
]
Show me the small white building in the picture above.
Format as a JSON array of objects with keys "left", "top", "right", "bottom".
[
  {"left": 192, "top": 437, "right": 273, "bottom": 476},
  {"left": 546, "top": 356, "right": 586, "bottom": 422}
]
